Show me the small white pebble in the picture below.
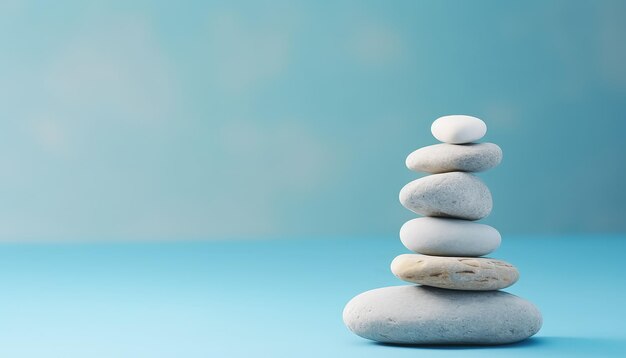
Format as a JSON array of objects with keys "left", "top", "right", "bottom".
[{"left": 431, "top": 115, "right": 487, "bottom": 144}]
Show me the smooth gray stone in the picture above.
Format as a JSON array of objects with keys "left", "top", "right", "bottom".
[
  {"left": 343, "top": 285, "right": 542, "bottom": 345},
  {"left": 406, "top": 143, "right": 502, "bottom": 174},
  {"left": 400, "top": 217, "right": 501, "bottom": 256},
  {"left": 390, "top": 254, "right": 519, "bottom": 290},
  {"left": 399, "top": 172, "right": 492, "bottom": 220}
]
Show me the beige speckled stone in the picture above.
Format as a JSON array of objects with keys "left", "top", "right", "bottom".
[{"left": 390, "top": 254, "right": 519, "bottom": 290}]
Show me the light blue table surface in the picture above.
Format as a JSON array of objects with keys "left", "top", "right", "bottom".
[{"left": 0, "top": 235, "right": 624, "bottom": 357}]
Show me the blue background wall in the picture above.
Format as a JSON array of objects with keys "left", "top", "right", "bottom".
[{"left": 1, "top": 0, "right": 625, "bottom": 241}]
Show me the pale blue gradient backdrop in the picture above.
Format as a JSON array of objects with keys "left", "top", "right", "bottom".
[{"left": 1, "top": 0, "right": 625, "bottom": 241}]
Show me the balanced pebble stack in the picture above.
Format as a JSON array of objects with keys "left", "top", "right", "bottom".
[{"left": 343, "top": 115, "right": 542, "bottom": 345}]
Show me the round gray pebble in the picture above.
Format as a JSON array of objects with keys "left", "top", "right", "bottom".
[
  {"left": 406, "top": 143, "right": 502, "bottom": 174},
  {"left": 400, "top": 217, "right": 501, "bottom": 256},
  {"left": 343, "top": 285, "right": 542, "bottom": 345},
  {"left": 399, "top": 172, "right": 492, "bottom": 220}
]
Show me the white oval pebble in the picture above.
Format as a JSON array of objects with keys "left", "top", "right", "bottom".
[
  {"left": 343, "top": 285, "right": 542, "bottom": 344},
  {"left": 400, "top": 217, "right": 501, "bottom": 256},
  {"left": 431, "top": 115, "right": 487, "bottom": 144}
]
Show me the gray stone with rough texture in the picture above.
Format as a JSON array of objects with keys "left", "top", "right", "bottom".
[
  {"left": 406, "top": 143, "right": 502, "bottom": 174},
  {"left": 399, "top": 172, "right": 492, "bottom": 220},
  {"left": 400, "top": 217, "right": 501, "bottom": 257},
  {"left": 343, "top": 285, "right": 542, "bottom": 345},
  {"left": 391, "top": 254, "right": 518, "bottom": 290}
]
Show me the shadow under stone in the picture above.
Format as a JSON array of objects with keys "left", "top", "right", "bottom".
[
  {"left": 371, "top": 336, "right": 626, "bottom": 355},
  {"left": 371, "top": 336, "right": 545, "bottom": 350}
]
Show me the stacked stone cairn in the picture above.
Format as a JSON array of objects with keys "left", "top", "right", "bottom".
[{"left": 343, "top": 115, "right": 542, "bottom": 345}]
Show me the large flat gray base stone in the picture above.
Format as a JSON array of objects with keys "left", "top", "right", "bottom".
[{"left": 343, "top": 285, "right": 542, "bottom": 345}]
